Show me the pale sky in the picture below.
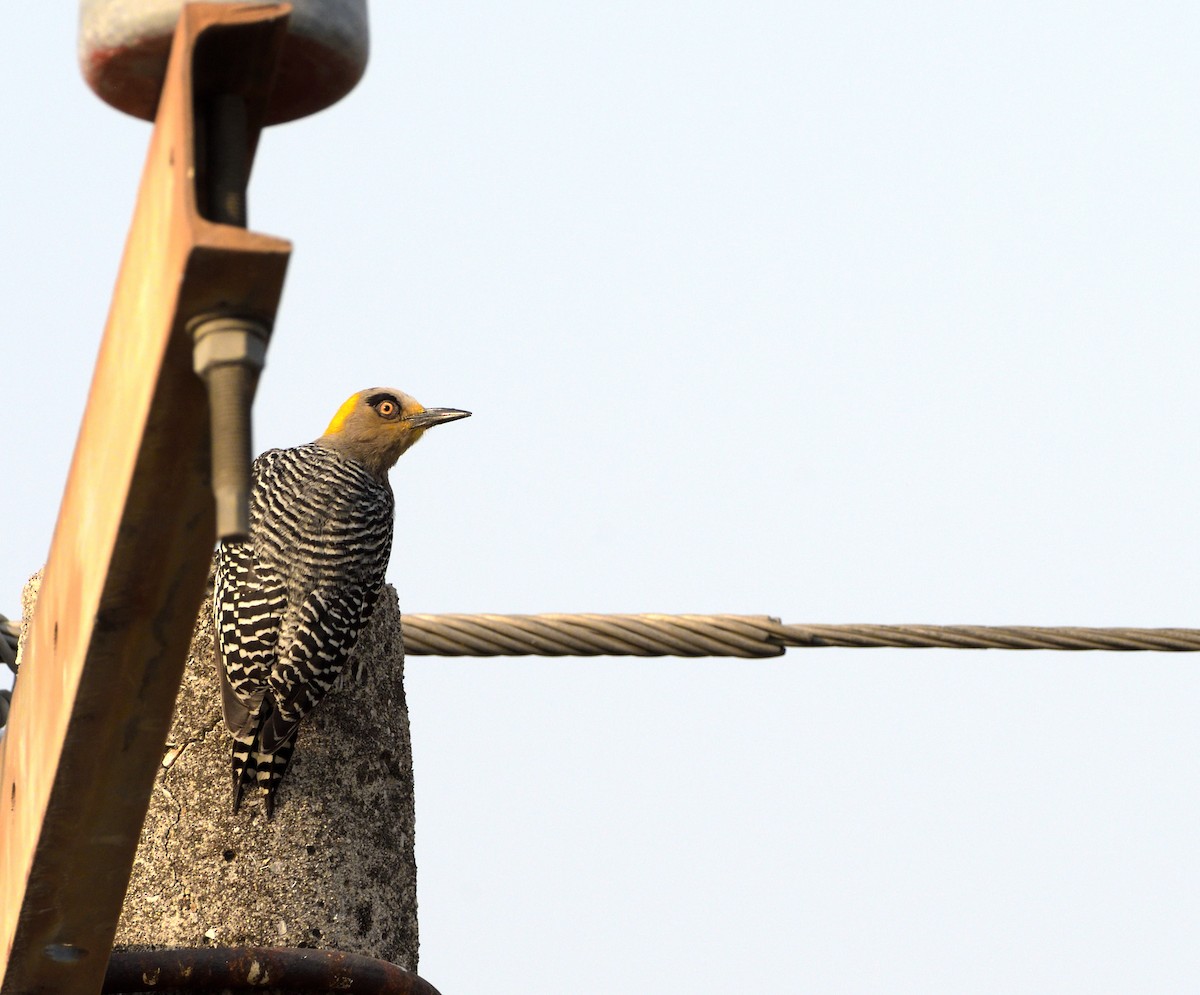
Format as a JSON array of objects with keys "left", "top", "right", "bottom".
[{"left": 3, "top": 2, "right": 1200, "bottom": 992}]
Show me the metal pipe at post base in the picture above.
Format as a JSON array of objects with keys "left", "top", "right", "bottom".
[{"left": 103, "top": 946, "right": 443, "bottom": 994}]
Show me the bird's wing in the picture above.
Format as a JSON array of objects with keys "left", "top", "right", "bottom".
[
  {"left": 235, "top": 584, "right": 382, "bottom": 815},
  {"left": 213, "top": 537, "right": 286, "bottom": 737},
  {"left": 259, "top": 583, "right": 382, "bottom": 752}
]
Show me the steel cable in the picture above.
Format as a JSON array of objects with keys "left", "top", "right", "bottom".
[
  {"left": 3, "top": 612, "right": 1197, "bottom": 677},
  {"left": 401, "top": 615, "right": 1200, "bottom": 657},
  {"left": 0, "top": 612, "right": 1193, "bottom": 731}
]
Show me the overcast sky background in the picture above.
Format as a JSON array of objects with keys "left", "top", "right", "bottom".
[{"left": 3, "top": 2, "right": 1200, "bottom": 991}]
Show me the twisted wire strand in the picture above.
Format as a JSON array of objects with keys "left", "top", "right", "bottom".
[
  {"left": 3, "top": 611, "right": 1197, "bottom": 670},
  {"left": 401, "top": 615, "right": 1200, "bottom": 657},
  {"left": 2, "top": 610, "right": 1190, "bottom": 731},
  {"left": 776, "top": 624, "right": 1200, "bottom": 652},
  {"left": 403, "top": 614, "right": 781, "bottom": 657}
]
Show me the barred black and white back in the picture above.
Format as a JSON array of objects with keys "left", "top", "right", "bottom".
[{"left": 214, "top": 443, "right": 394, "bottom": 816}]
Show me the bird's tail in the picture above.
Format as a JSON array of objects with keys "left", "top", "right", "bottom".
[{"left": 231, "top": 705, "right": 299, "bottom": 818}]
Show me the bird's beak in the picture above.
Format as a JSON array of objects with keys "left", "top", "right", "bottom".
[{"left": 407, "top": 407, "right": 472, "bottom": 430}]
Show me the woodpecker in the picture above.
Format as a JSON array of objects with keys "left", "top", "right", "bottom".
[{"left": 213, "top": 387, "right": 470, "bottom": 816}]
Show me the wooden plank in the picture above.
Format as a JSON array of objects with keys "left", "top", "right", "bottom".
[{"left": 0, "top": 6, "right": 292, "bottom": 993}]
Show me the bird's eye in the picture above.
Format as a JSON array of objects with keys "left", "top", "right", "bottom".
[{"left": 376, "top": 400, "right": 398, "bottom": 418}]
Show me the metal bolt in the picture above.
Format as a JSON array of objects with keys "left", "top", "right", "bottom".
[{"left": 189, "top": 314, "right": 269, "bottom": 541}]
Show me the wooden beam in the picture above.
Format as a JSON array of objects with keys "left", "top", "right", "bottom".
[{"left": 0, "top": 6, "right": 292, "bottom": 993}]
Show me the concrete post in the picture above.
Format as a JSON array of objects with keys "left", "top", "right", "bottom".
[{"left": 20, "top": 574, "right": 420, "bottom": 970}]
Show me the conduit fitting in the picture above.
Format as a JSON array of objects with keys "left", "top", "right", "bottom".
[{"left": 189, "top": 313, "right": 270, "bottom": 541}]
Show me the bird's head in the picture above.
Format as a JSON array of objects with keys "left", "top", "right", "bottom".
[{"left": 315, "top": 387, "right": 470, "bottom": 479}]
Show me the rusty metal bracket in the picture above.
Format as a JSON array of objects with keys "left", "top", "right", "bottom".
[{"left": 0, "top": 6, "right": 291, "bottom": 994}]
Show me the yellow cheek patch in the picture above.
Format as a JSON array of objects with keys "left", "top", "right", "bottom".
[{"left": 324, "top": 393, "right": 361, "bottom": 435}]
